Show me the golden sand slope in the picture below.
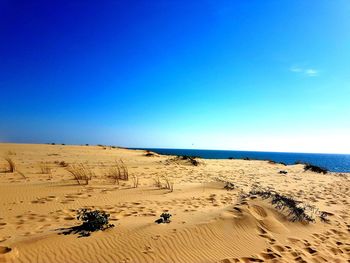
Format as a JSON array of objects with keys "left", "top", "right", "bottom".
[{"left": 0, "top": 143, "right": 349, "bottom": 263}]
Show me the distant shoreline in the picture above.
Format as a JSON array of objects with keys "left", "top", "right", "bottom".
[{"left": 132, "top": 147, "right": 350, "bottom": 173}]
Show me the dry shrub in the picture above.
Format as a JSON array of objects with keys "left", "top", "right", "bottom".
[
  {"left": 131, "top": 174, "right": 139, "bottom": 188},
  {"left": 40, "top": 162, "right": 52, "bottom": 174},
  {"left": 17, "top": 170, "right": 27, "bottom": 179},
  {"left": 66, "top": 164, "right": 94, "bottom": 185},
  {"left": 4, "top": 157, "right": 16, "bottom": 173},
  {"left": 54, "top": 160, "right": 68, "bottom": 167},
  {"left": 153, "top": 176, "right": 161, "bottom": 188},
  {"left": 304, "top": 163, "right": 328, "bottom": 174},
  {"left": 246, "top": 186, "right": 326, "bottom": 223},
  {"left": 105, "top": 165, "right": 121, "bottom": 184},
  {"left": 104, "top": 159, "right": 129, "bottom": 184},
  {"left": 119, "top": 159, "right": 129, "bottom": 180},
  {"left": 153, "top": 175, "right": 174, "bottom": 192},
  {"left": 163, "top": 176, "right": 174, "bottom": 192}
]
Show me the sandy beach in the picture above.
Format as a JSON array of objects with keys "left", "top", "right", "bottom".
[{"left": 0, "top": 143, "right": 349, "bottom": 263}]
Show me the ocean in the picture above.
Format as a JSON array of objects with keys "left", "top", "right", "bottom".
[{"left": 138, "top": 148, "right": 350, "bottom": 173}]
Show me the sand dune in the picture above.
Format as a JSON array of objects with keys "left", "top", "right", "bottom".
[{"left": 0, "top": 143, "right": 349, "bottom": 262}]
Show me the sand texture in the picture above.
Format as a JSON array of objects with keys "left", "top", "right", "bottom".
[{"left": 0, "top": 143, "right": 349, "bottom": 263}]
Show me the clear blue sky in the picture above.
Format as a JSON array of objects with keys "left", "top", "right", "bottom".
[{"left": 1, "top": 0, "right": 349, "bottom": 153}]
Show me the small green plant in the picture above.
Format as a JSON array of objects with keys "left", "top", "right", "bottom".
[
  {"left": 77, "top": 209, "right": 114, "bottom": 232},
  {"left": 155, "top": 213, "right": 172, "bottom": 224},
  {"left": 224, "top": 181, "right": 235, "bottom": 190},
  {"left": 59, "top": 209, "right": 114, "bottom": 237},
  {"left": 304, "top": 163, "right": 328, "bottom": 174}
]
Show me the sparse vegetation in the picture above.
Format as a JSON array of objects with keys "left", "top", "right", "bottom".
[
  {"left": 268, "top": 160, "right": 287, "bottom": 166},
  {"left": 144, "top": 150, "right": 155, "bottom": 157},
  {"left": 279, "top": 170, "right": 288, "bottom": 174},
  {"left": 153, "top": 175, "right": 174, "bottom": 192},
  {"left": 4, "top": 157, "right": 16, "bottom": 173},
  {"left": 244, "top": 186, "right": 327, "bottom": 223},
  {"left": 155, "top": 213, "right": 172, "bottom": 224},
  {"left": 163, "top": 176, "right": 174, "bottom": 192},
  {"left": 214, "top": 178, "right": 235, "bottom": 190},
  {"left": 131, "top": 174, "right": 139, "bottom": 188},
  {"left": 66, "top": 164, "right": 94, "bottom": 185},
  {"left": 179, "top": 155, "right": 199, "bottom": 166},
  {"left": 55, "top": 160, "right": 68, "bottom": 167},
  {"left": 223, "top": 181, "right": 235, "bottom": 190},
  {"left": 153, "top": 176, "right": 162, "bottom": 188},
  {"left": 17, "top": 170, "right": 27, "bottom": 179},
  {"left": 40, "top": 162, "right": 52, "bottom": 174},
  {"left": 59, "top": 209, "right": 114, "bottom": 237},
  {"left": 303, "top": 163, "right": 328, "bottom": 174},
  {"left": 104, "top": 159, "right": 129, "bottom": 184}
]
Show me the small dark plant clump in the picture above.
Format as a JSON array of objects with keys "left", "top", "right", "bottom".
[
  {"left": 224, "top": 181, "right": 235, "bottom": 190},
  {"left": 268, "top": 160, "right": 287, "bottom": 166},
  {"left": 303, "top": 163, "right": 328, "bottom": 174},
  {"left": 279, "top": 170, "right": 288, "bottom": 174},
  {"left": 59, "top": 209, "right": 114, "bottom": 237},
  {"left": 155, "top": 213, "right": 172, "bottom": 224},
  {"left": 144, "top": 151, "right": 155, "bottom": 157},
  {"left": 179, "top": 155, "right": 199, "bottom": 166},
  {"left": 59, "top": 161, "right": 68, "bottom": 167},
  {"left": 319, "top": 211, "right": 331, "bottom": 223}
]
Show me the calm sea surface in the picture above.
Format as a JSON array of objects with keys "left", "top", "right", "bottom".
[{"left": 137, "top": 148, "right": 350, "bottom": 173}]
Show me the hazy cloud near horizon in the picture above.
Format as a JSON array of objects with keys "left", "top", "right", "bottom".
[{"left": 290, "top": 66, "right": 319, "bottom": 77}]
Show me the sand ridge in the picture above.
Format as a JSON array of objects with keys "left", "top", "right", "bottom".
[{"left": 0, "top": 143, "right": 349, "bottom": 262}]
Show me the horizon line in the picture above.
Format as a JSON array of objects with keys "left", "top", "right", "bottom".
[{"left": 1, "top": 142, "right": 349, "bottom": 155}]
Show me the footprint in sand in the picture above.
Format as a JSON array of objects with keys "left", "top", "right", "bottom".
[
  {"left": 0, "top": 246, "right": 18, "bottom": 261},
  {"left": 0, "top": 246, "right": 11, "bottom": 254},
  {"left": 248, "top": 205, "right": 267, "bottom": 220}
]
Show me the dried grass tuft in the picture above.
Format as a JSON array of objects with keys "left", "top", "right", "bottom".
[
  {"left": 40, "top": 162, "right": 52, "bottom": 174},
  {"left": 66, "top": 163, "right": 94, "bottom": 185},
  {"left": 131, "top": 174, "right": 139, "bottom": 188},
  {"left": 104, "top": 159, "right": 129, "bottom": 184},
  {"left": 4, "top": 157, "right": 16, "bottom": 173}
]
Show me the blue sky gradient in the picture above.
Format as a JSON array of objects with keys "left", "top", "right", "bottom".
[{"left": 1, "top": 0, "right": 350, "bottom": 153}]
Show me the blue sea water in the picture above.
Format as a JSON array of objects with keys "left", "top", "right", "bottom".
[{"left": 138, "top": 148, "right": 350, "bottom": 173}]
